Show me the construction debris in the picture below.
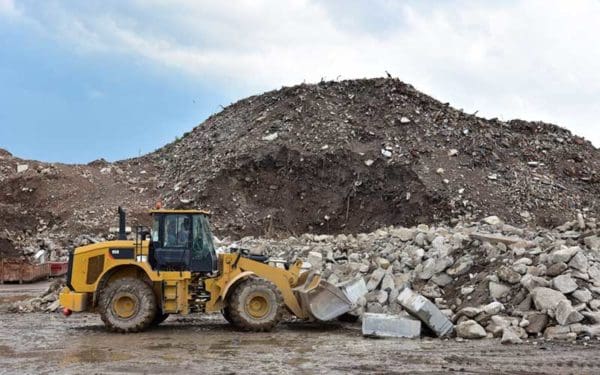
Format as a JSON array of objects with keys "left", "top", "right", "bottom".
[
  {"left": 397, "top": 288, "right": 454, "bottom": 337},
  {"left": 228, "top": 214, "right": 600, "bottom": 341},
  {"left": 362, "top": 313, "right": 421, "bottom": 338}
]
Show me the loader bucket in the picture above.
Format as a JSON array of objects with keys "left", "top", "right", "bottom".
[{"left": 294, "top": 272, "right": 367, "bottom": 321}]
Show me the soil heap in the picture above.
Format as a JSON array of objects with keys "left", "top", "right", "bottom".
[
  {"left": 0, "top": 78, "right": 599, "bottom": 258},
  {"left": 147, "top": 78, "right": 600, "bottom": 237}
]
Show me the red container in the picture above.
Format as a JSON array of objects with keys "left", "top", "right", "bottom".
[
  {"left": 49, "top": 261, "right": 68, "bottom": 277},
  {"left": 0, "top": 260, "right": 50, "bottom": 283}
]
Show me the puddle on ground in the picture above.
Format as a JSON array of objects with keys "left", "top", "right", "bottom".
[{"left": 60, "top": 348, "right": 133, "bottom": 364}]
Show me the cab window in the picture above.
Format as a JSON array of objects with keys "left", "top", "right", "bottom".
[{"left": 164, "top": 214, "right": 191, "bottom": 248}]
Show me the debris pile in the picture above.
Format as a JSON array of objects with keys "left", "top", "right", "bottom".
[
  {"left": 148, "top": 78, "right": 600, "bottom": 236},
  {"left": 10, "top": 278, "right": 65, "bottom": 313},
  {"left": 236, "top": 214, "right": 600, "bottom": 341},
  {"left": 2, "top": 78, "right": 600, "bottom": 260}
]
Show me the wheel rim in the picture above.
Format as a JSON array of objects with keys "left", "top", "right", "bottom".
[
  {"left": 245, "top": 293, "right": 270, "bottom": 319},
  {"left": 112, "top": 293, "right": 138, "bottom": 319}
]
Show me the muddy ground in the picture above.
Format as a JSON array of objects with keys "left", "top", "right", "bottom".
[{"left": 0, "top": 312, "right": 598, "bottom": 375}]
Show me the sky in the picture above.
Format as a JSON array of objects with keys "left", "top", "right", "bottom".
[{"left": 1, "top": 0, "right": 599, "bottom": 163}]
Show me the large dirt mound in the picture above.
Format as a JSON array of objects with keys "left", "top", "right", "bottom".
[
  {"left": 147, "top": 78, "right": 600, "bottom": 236},
  {"left": 1, "top": 78, "right": 599, "bottom": 257}
]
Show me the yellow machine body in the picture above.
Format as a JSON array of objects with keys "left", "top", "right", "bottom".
[{"left": 59, "top": 239, "right": 310, "bottom": 319}]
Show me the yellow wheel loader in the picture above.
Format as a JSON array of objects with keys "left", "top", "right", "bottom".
[{"left": 59, "top": 207, "right": 365, "bottom": 333}]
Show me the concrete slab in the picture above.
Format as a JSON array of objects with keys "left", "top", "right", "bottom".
[
  {"left": 362, "top": 313, "right": 421, "bottom": 338},
  {"left": 397, "top": 288, "right": 454, "bottom": 337}
]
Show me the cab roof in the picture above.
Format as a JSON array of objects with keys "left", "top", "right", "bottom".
[{"left": 149, "top": 209, "right": 211, "bottom": 215}]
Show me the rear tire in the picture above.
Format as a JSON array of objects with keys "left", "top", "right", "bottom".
[
  {"left": 227, "top": 278, "right": 283, "bottom": 332},
  {"left": 99, "top": 277, "right": 156, "bottom": 333}
]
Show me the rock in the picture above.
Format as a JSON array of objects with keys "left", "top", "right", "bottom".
[
  {"left": 520, "top": 274, "right": 550, "bottom": 292},
  {"left": 457, "top": 306, "right": 482, "bottom": 319},
  {"left": 552, "top": 274, "right": 578, "bottom": 294},
  {"left": 377, "top": 257, "right": 391, "bottom": 269},
  {"left": 433, "top": 257, "right": 453, "bottom": 273},
  {"left": 483, "top": 301, "right": 504, "bottom": 315},
  {"left": 501, "top": 327, "right": 523, "bottom": 344},
  {"left": 589, "top": 266, "right": 600, "bottom": 283},
  {"left": 46, "top": 300, "right": 60, "bottom": 312},
  {"left": 514, "top": 257, "right": 532, "bottom": 266},
  {"left": 446, "top": 256, "right": 473, "bottom": 276},
  {"left": 393, "top": 227, "right": 416, "bottom": 242},
  {"left": 404, "top": 246, "right": 425, "bottom": 268},
  {"left": 366, "top": 302, "right": 384, "bottom": 313},
  {"left": 546, "top": 262, "right": 568, "bottom": 277},
  {"left": 550, "top": 246, "right": 580, "bottom": 263},
  {"left": 525, "top": 312, "right": 548, "bottom": 334},
  {"left": 307, "top": 251, "right": 323, "bottom": 271},
  {"left": 483, "top": 216, "right": 503, "bottom": 226},
  {"left": 516, "top": 295, "right": 532, "bottom": 312},
  {"left": 16, "top": 164, "right": 29, "bottom": 173},
  {"left": 455, "top": 320, "right": 487, "bottom": 339},
  {"left": 460, "top": 286, "right": 474, "bottom": 295},
  {"left": 380, "top": 274, "right": 395, "bottom": 291},
  {"left": 366, "top": 268, "right": 386, "bottom": 291},
  {"left": 591, "top": 300, "right": 600, "bottom": 310},
  {"left": 431, "top": 273, "right": 453, "bottom": 287},
  {"left": 512, "top": 264, "right": 528, "bottom": 275},
  {"left": 362, "top": 313, "right": 422, "bottom": 338},
  {"left": 555, "top": 300, "right": 584, "bottom": 326},
  {"left": 544, "top": 326, "right": 577, "bottom": 340},
  {"left": 568, "top": 252, "right": 588, "bottom": 272},
  {"left": 486, "top": 315, "right": 513, "bottom": 337},
  {"left": 261, "top": 132, "right": 278, "bottom": 141},
  {"left": 531, "top": 287, "right": 567, "bottom": 313},
  {"left": 416, "top": 258, "right": 436, "bottom": 280},
  {"left": 469, "top": 233, "right": 521, "bottom": 246},
  {"left": 584, "top": 236, "right": 600, "bottom": 251},
  {"left": 421, "top": 284, "right": 442, "bottom": 299},
  {"left": 572, "top": 289, "right": 592, "bottom": 303},
  {"left": 489, "top": 281, "right": 511, "bottom": 299},
  {"left": 497, "top": 266, "right": 521, "bottom": 284}
]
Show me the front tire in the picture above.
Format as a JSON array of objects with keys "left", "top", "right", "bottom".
[
  {"left": 227, "top": 278, "right": 283, "bottom": 332},
  {"left": 99, "top": 277, "right": 157, "bottom": 333},
  {"left": 151, "top": 312, "right": 170, "bottom": 326}
]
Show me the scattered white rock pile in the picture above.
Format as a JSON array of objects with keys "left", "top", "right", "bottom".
[
  {"left": 10, "top": 279, "right": 65, "bottom": 313},
  {"left": 237, "top": 214, "right": 600, "bottom": 341}
]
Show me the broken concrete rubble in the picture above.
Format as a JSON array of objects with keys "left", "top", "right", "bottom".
[
  {"left": 361, "top": 313, "right": 421, "bottom": 338},
  {"left": 397, "top": 288, "right": 454, "bottom": 337}
]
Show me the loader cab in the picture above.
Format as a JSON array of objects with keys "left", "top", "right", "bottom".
[{"left": 149, "top": 210, "right": 217, "bottom": 273}]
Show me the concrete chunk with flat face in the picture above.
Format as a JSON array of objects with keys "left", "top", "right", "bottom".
[
  {"left": 397, "top": 288, "right": 454, "bottom": 337},
  {"left": 362, "top": 313, "right": 422, "bottom": 338}
]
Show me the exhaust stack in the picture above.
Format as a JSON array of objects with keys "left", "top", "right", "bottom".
[{"left": 118, "top": 206, "right": 127, "bottom": 240}]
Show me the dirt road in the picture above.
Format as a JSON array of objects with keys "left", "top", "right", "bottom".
[{"left": 0, "top": 313, "right": 599, "bottom": 374}]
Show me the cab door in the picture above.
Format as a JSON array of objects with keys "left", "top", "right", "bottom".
[{"left": 189, "top": 215, "right": 218, "bottom": 273}]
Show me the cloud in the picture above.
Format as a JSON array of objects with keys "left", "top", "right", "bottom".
[
  {"left": 8, "top": 0, "right": 600, "bottom": 145},
  {"left": 0, "top": 0, "right": 20, "bottom": 17}
]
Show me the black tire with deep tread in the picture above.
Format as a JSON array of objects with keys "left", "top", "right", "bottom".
[
  {"left": 222, "top": 307, "right": 234, "bottom": 324},
  {"left": 99, "top": 277, "right": 157, "bottom": 333},
  {"left": 151, "top": 312, "right": 170, "bottom": 326},
  {"left": 227, "top": 278, "right": 283, "bottom": 332}
]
